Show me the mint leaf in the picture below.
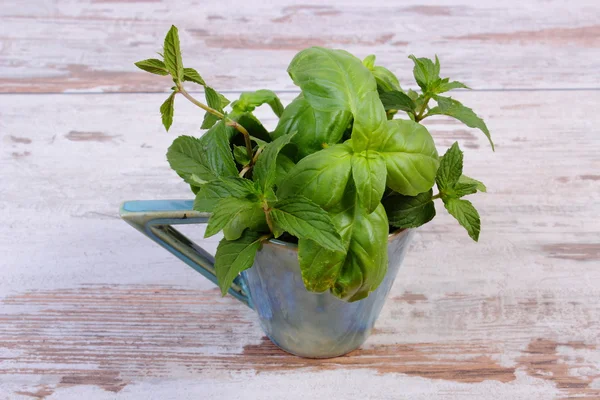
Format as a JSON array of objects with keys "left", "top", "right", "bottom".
[
  {"left": 193, "top": 177, "right": 257, "bottom": 212},
  {"left": 409, "top": 55, "right": 440, "bottom": 91},
  {"left": 163, "top": 25, "right": 184, "bottom": 82},
  {"left": 253, "top": 132, "right": 296, "bottom": 192},
  {"left": 167, "top": 122, "right": 237, "bottom": 184},
  {"left": 270, "top": 196, "right": 345, "bottom": 252},
  {"left": 205, "top": 197, "right": 259, "bottom": 238},
  {"left": 383, "top": 189, "right": 436, "bottom": 229},
  {"left": 135, "top": 59, "right": 169, "bottom": 76},
  {"left": 435, "top": 80, "right": 469, "bottom": 93},
  {"left": 458, "top": 174, "right": 486, "bottom": 192},
  {"left": 201, "top": 112, "right": 219, "bottom": 129},
  {"left": 429, "top": 96, "right": 494, "bottom": 150},
  {"left": 444, "top": 197, "right": 481, "bottom": 241},
  {"left": 167, "top": 135, "right": 215, "bottom": 183},
  {"left": 436, "top": 142, "right": 463, "bottom": 191},
  {"left": 233, "top": 145, "right": 251, "bottom": 166},
  {"left": 274, "top": 154, "right": 295, "bottom": 188},
  {"left": 379, "top": 90, "right": 416, "bottom": 113},
  {"left": 214, "top": 230, "right": 264, "bottom": 296},
  {"left": 160, "top": 92, "right": 175, "bottom": 131},
  {"left": 205, "top": 86, "right": 223, "bottom": 112},
  {"left": 351, "top": 150, "right": 386, "bottom": 213},
  {"left": 223, "top": 204, "right": 268, "bottom": 241},
  {"left": 450, "top": 182, "right": 478, "bottom": 198},
  {"left": 183, "top": 67, "right": 205, "bottom": 86},
  {"left": 218, "top": 93, "right": 230, "bottom": 109},
  {"left": 231, "top": 90, "right": 284, "bottom": 117}
]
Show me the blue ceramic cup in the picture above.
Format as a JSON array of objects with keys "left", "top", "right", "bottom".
[{"left": 121, "top": 200, "right": 413, "bottom": 358}]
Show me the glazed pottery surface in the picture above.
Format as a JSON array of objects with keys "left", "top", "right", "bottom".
[{"left": 120, "top": 199, "right": 414, "bottom": 358}]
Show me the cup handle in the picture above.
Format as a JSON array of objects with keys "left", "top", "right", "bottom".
[{"left": 119, "top": 199, "right": 252, "bottom": 308}]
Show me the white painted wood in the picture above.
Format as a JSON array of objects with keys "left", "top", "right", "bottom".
[
  {"left": 1, "top": 91, "right": 599, "bottom": 398},
  {"left": 1, "top": 0, "right": 600, "bottom": 92}
]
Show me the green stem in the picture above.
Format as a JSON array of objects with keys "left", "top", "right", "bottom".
[
  {"left": 177, "top": 85, "right": 253, "bottom": 160},
  {"left": 414, "top": 94, "right": 431, "bottom": 123},
  {"left": 432, "top": 193, "right": 441, "bottom": 200}
]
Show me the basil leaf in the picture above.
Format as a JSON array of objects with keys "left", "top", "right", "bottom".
[
  {"left": 277, "top": 143, "right": 353, "bottom": 210},
  {"left": 383, "top": 189, "right": 436, "bottom": 229},
  {"left": 443, "top": 197, "right": 481, "bottom": 241},
  {"left": 379, "top": 90, "right": 416, "bottom": 113},
  {"left": 193, "top": 177, "right": 257, "bottom": 212},
  {"left": 298, "top": 238, "right": 345, "bottom": 292},
  {"left": 351, "top": 151, "right": 386, "bottom": 213},
  {"left": 214, "top": 230, "right": 264, "bottom": 296},
  {"left": 287, "top": 47, "right": 386, "bottom": 151},
  {"left": 231, "top": 89, "right": 284, "bottom": 117},
  {"left": 135, "top": 59, "right": 169, "bottom": 76},
  {"left": 458, "top": 174, "right": 486, "bottom": 192},
  {"left": 270, "top": 196, "right": 345, "bottom": 252},
  {"left": 160, "top": 92, "right": 175, "bottom": 131},
  {"left": 429, "top": 96, "right": 494, "bottom": 150},
  {"left": 332, "top": 202, "right": 389, "bottom": 302},
  {"left": 205, "top": 197, "right": 260, "bottom": 238},
  {"left": 183, "top": 67, "right": 206, "bottom": 86},
  {"left": 253, "top": 132, "right": 296, "bottom": 192},
  {"left": 436, "top": 142, "right": 463, "bottom": 191},
  {"left": 408, "top": 55, "right": 440, "bottom": 91},
  {"left": 378, "top": 119, "right": 439, "bottom": 196},
  {"left": 163, "top": 25, "right": 184, "bottom": 82},
  {"left": 272, "top": 95, "right": 351, "bottom": 158}
]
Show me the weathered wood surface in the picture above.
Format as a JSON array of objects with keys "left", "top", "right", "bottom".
[
  {"left": 2, "top": 0, "right": 600, "bottom": 93},
  {"left": 1, "top": 90, "right": 599, "bottom": 399}
]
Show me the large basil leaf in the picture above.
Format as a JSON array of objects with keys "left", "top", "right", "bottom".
[
  {"left": 332, "top": 203, "right": 389, "bottom": 302},
  {"left": 298, "top": 184, "right": 389, "bottom": 302},
  {"left": 362, "top": 54, "right": 402, "bottom": 93},
  {"left": 277, "top": 143, "right": 353, "bottom": 210},
  {"left": 378, "top": 119, "right": 439, "bottom": 196},
  {"left": 287, "top": 47, "right": 386, "bottom": 151},
  {"left": 271, "top": 95, "right": 351, "bottom": 158},
  {"left": 351, "top": 151, "right": 386, "bottom": 213}
]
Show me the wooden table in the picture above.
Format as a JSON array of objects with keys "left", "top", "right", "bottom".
[{"left": 1, "top": 1, "right": 599, "bottom": 398}]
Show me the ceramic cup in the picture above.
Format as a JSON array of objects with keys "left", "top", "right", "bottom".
[{"left": 121, "top": 199, "right": 413, "bottom": 358}]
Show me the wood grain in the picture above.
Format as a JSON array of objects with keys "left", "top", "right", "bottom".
[
  {"left": 1, "top": 0, "right": 600, "bottom": 93},
  {"left": 1, "top": 90, "right": 599, "bottom": 398}
]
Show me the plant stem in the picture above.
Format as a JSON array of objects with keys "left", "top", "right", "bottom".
[
  {"left": 415, "top": 94, "right": 431, "bottom": 122},
  {"left": 177, "top": 85, "right": 253, "bottom": 160},
  {"left": 432, "top": 193, "right": 441, "bottom": 200},
  {"left": 178, "top": 86, "right": 224, "bottom": 119}
]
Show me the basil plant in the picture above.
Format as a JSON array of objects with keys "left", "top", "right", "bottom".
[{"left": 135, "top": 26, "right": 493, "bottom": 302}]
